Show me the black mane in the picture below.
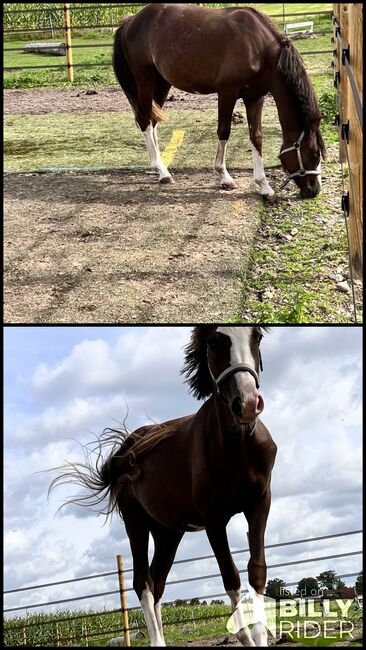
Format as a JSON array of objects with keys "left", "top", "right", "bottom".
[{"left": 181, "top": 326, "right": 269, "bottom": 400}]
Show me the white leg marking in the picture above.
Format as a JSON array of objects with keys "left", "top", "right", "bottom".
[
  {"left": 214, "top": 140, "right": 238, "bottom": 189},
  {"left": 142, "top": 123, "right": 172, "bottom": 183},
  {"left": 227, "top": 589, "right": 255, "bottom": 646},
  {"left": 140, "top": 584, "right": 166, "bottom": 646},
  {"left": 154, "top": 599, "right": 165, "bottom": 643},
  {"left": 250, "top": 143, "right": 274, "bottom": 196},
  {"left": 251, "top": 591, "right": 268, "bottom": 647}
]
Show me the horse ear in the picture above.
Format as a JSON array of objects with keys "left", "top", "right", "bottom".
[{"left": 310, "top": 116, "right": 322, "bottom": 133}]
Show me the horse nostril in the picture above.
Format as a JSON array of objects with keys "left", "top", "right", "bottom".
[{"left": 231, "top": 396, "right": 243, "bottom": 417}]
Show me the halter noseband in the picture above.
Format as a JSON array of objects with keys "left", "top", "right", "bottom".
[
  {"left": 207, "top": 344, "right": 263, "bottom": 392},
  {"left": 210, "top": 363, "right": 260, "bottom": 391},
  {"left": 279, "top": 131, "right": 321, "bottom": 190}
]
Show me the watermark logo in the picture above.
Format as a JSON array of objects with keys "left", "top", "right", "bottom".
[{"left": 226, "top": 588, "right": 357, "bottom": 642}]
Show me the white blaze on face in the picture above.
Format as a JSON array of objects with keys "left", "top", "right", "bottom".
[{"left": 216, "top": 326, "right": 256, "bottom": 370}]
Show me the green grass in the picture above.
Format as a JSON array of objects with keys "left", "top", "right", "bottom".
[
  {"left": 3, "top": 106, "right": 283, "bottom": 173},
  {"left": 236, "top": 154, "right": 362, "bottom": 324}
]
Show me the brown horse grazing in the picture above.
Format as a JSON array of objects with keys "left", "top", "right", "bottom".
[
  {"left": 49, "top": 326, "right": 277, "bottom": 647},
  {"left": 113, "top": 4, "right": 326, "bottom": 199}
]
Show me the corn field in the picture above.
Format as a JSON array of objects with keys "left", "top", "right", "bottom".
[
  {"left": 3, "top": 3, "right": 142, "bottom": 35},
  {"left": 4, "top": 602, "right": 230, "bottom": 646}
]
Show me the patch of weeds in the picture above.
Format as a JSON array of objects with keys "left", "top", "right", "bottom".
[{"left": 237, "top": 164, "right": 362, "bottom": 324}]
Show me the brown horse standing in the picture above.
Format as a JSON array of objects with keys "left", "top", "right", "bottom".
[
  {"left": 49, "top": 326, "right": 277, "bottom": 646},
  {"left": 113, "top": 3, "right": 326, "bottom": 198}
]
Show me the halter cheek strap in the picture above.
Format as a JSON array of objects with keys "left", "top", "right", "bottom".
[{"left": 280, "top": 131, "right": 321, "bottom": 190}]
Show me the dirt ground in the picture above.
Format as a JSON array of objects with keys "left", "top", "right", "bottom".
[
  {"left": 4, "top": 85, "right": 263, "bottom": 324},
  {"left": 4, "top": 85, "right": 226, "bottom": 115},
  {"left": 4, "top": 167, "right": 258, "bottom": 323}
]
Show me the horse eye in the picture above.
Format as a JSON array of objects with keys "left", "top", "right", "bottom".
[
  {"left": 207, "top": 338, "right": 218, "bottom": 351},
  {"left": 254, "top": 332, "right": 263, "bottom": 344}
]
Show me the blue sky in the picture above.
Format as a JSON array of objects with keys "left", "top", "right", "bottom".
[{"left": 4, "top": 326, "right": 362, "bottom": 619}]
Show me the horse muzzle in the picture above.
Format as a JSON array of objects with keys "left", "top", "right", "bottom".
[
  {"left": 230, "top": 391, "right": 264, "bottom": 424},
  {"left": 300, "top": 180, "right": 321, "bottom": 199}
]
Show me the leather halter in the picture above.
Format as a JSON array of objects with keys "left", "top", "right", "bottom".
[
  {"left": 279, "top": 131, "right": 321, "bottom": 190},
  {"left": 207, "top": 346, "right": 262, "bottom": 392},
  {"left": 210, "top": 363, "right": 260, "bottom": 391},
  {"left": 207, "top": 350, "right": 262, "bottom": 437}
]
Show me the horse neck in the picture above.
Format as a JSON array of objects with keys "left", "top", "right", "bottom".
[
  {"left": 209, "top": 394, "right": 245, "bottom": 453},
  {"left": 268, "top": 71, "right": 303, "bottom": 144}
]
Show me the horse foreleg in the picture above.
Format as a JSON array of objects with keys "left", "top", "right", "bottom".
[
  {"left": 206, "top": 525, "right": 254, "bottom": 646},
  {"left": 215, "top": 91, "right": 239, "bottom": 190},
  {"left": 244, "top": 97, "right": 275, "bottom": 200},
  {"left": 244, "top": 489, "right": 272, "bottom": 647}
]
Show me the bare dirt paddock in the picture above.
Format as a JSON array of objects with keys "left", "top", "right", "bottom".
[
  {"left": 4, "top": 85, "right": 263, "bottom": 324},
  {"left": 4, "top": 167, "right": 258, "bottom": 323}
]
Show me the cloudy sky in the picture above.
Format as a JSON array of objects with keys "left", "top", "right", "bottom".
[{"left": 4, "top": 326, "right": 362, "bottom": 619}]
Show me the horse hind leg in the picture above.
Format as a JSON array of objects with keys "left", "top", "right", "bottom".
[
  {"left": 149, "top": 524, "right": 184, "bottom": 643},
  {"left": 122, "top": 500, "right": 165, "bottom": 646},
  {"left": 215, "top": 90, "right": 239, "bottom": 190},
  {"left": 151, "top": 78, "right": 174, "bottom": 184},
  {"left": 135, "top": 79, "right": 173, "bottom": 184}
]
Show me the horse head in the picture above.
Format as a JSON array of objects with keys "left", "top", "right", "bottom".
[
  {"left": 279, "top": 119, "right": 326, "bottom": 198},
  {"left": 182, "top": 326, "right": 268, "bottom": 428}
]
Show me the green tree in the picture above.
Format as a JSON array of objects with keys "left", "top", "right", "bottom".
[
  {"left": 317, "top": 570, "right": 339, "bottom": 589},
  {"left": 265, "top": 578, "right": 289, "bottom": 600},
  {"left": 297, "top": 577, "right": 320, "bottom": 598},
  {"left": 334, "top": 578, "right": 346, "bottom": 589},
  {"left": 189, "top": 597, "right": 200, "bottom": 606},
  {"left": 355, "top": 571, "right": 363, "bottom": 594}
]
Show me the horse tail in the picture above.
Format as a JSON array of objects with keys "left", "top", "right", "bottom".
[
  {"left": 45, "top": 421, "right": 176, "bottom": 520},
  {"left": 113, "top": 14, "right": 166, "bottom": 124}
]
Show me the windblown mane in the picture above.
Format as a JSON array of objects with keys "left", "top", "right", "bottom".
[
  {"left": 46, "top": 419, "right": 176, "bottom": 519},
  {"left": 181, "top": 326, "right": 269, "bottom": 401}
]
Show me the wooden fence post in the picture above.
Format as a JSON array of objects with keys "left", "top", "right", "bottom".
[
  {"left": 117, "top": 555, "right": 131, "bottom": 647},
  {"left": 333, "top": 3, "right": 349, "bottom": 163},
  {"left": 63, "top": 3, "right": 74, "bottom": 83},
  {"left": 56, "top": 622, "right": 60, "bottom": 646},
  {"left": 83, "top": 620, "right": 89, "bottom": 647},
  {"left": 347, "top": 3, "right": 363, "bottom": 274}
]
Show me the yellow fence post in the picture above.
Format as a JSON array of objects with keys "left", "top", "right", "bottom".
[
  {"left": 117, "top": 555, "right": 131, "bottom": 647},
  {"left": 64, "top": 3, "right": 74, "bottom": 83}
]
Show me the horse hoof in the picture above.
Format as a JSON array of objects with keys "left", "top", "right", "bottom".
[
  {"left": 262, "top": 193, "right": 277, "bottom": 205},
  {"left": 160, "top": 175, "right": 174, "bottom": 184},
  {"left": 220, "top": 181, "right": 238, "bottom": 191}
]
